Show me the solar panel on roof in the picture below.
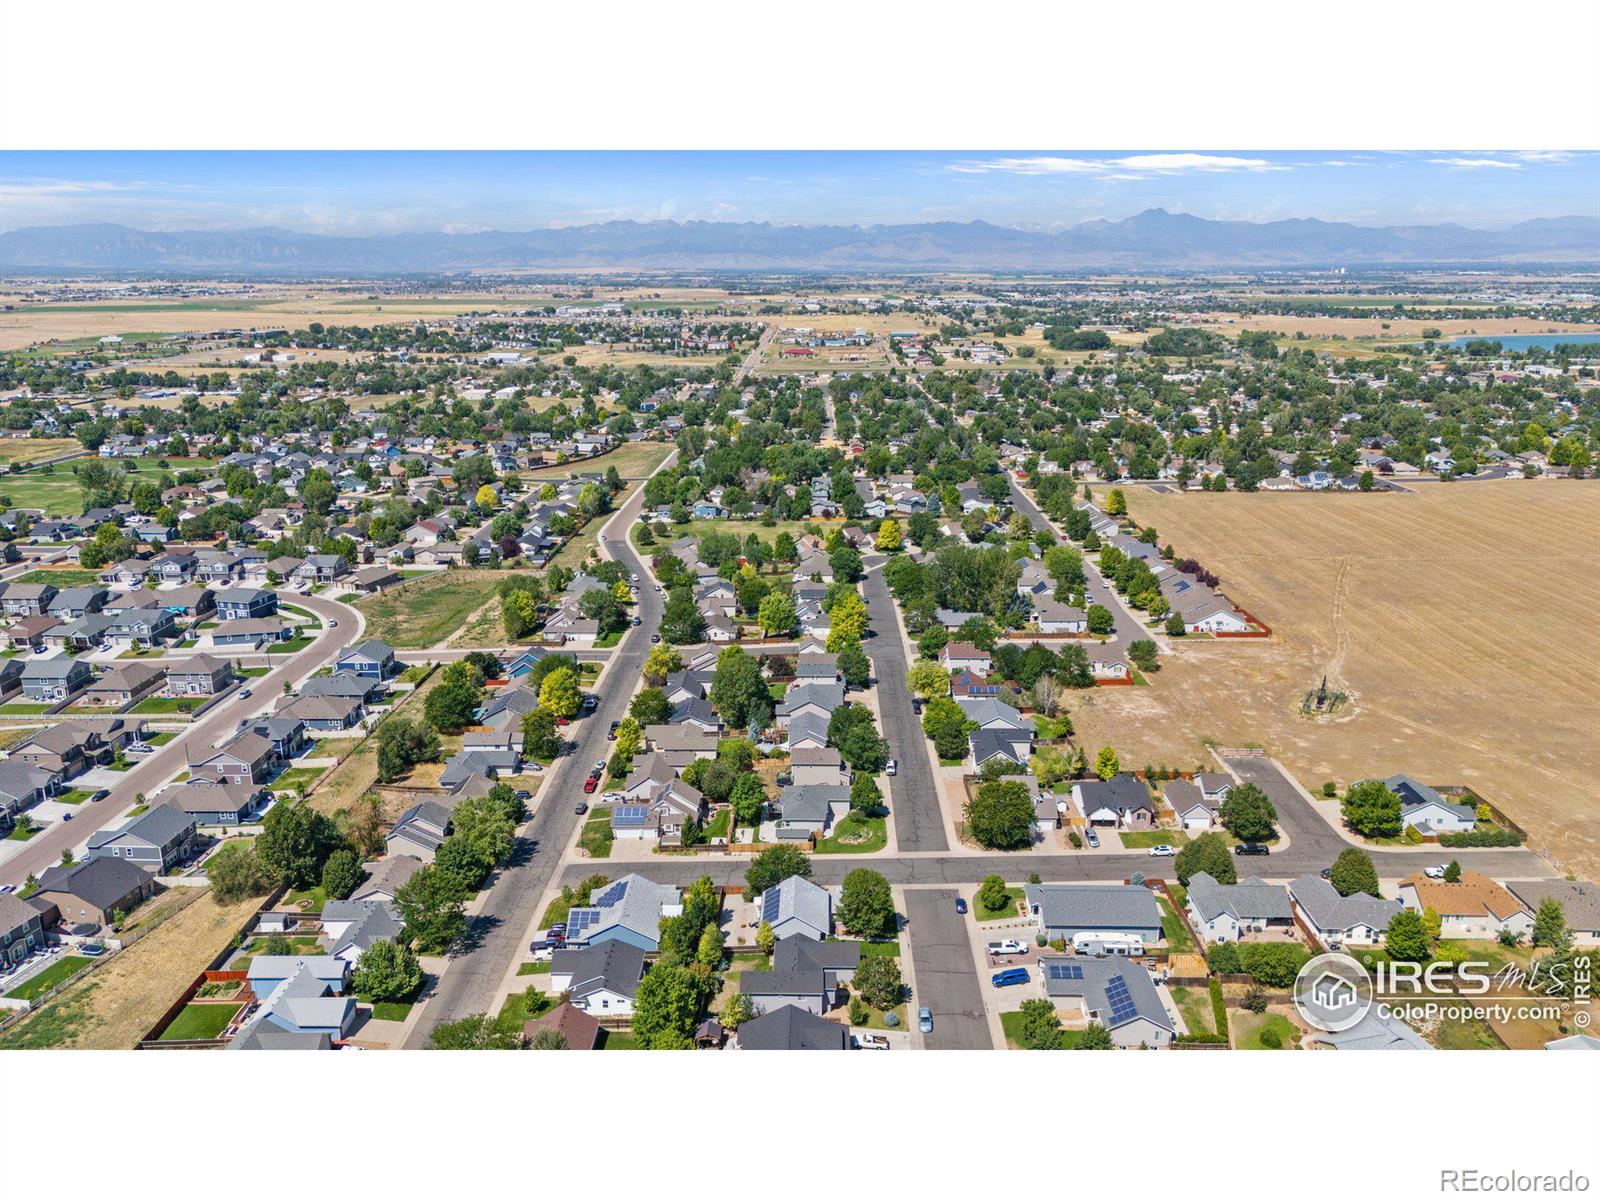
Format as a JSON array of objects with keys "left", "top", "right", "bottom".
[
  {"left": 762, "top": 890, "right": 782, "bottom": 923},
  {"left": 1103, "top": 975, "right": 1138, "bottom": 1025},
  {"left": 1048, "top": 962, "right": 1083, "bottom": 980},
  {"left": 594, "top": 881, "right": 628, "bottom": 908}
]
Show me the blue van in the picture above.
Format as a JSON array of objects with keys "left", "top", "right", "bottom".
[{"left": 991, "top": 967, "right": 1031, "bottom": 988}]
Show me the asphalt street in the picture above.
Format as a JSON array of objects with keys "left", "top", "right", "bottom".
[
  {"left": 403, "top": 455, "right": 670, "bottom": 1046},
  {"left": 862, "top": 562, "right": 948, "bottom": 852},
  {"left": 0, "top": 590, "right": 363, "bottom": 886},
  {"left": 903, "top": 888, "right": 993, "bottom": 1049}
]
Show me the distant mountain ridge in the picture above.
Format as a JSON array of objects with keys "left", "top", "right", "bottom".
[{"left": 2, "top": 210, "right": 1597, "bottom": 274}]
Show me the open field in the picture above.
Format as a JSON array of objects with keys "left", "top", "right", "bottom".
[
  {"left": 357, "top": 569, "right": 517, "bottom": 648},
  {"left": 1064, "top": 481, "right": 1600, "bottom": 879},
  {"left": 0, "top": 456, "right": 221, "bottom": 517},
  {"left": 522, "top": 439, "right": 673, "bottom": 480},
  {"left": 1191, "top": 311, "right": 1600, "bottom": 346},
  {"left": 0, "top": 438, "right": 82, "bottom": 466},
  {"left": 0, "top": 888, "right": 251, "bottom": 1049}
]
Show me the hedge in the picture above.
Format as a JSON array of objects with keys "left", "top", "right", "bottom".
[
  {"left": 1209, "top": 977, "right": 1229, "bottom": 1041},
  {"left": 1207, "top": 941, "right": 1311, "bottom": 987},
  {"left": 1439, "top": 829, "right": 1522, "bottom": 848}
]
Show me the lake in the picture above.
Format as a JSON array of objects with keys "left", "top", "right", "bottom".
[{"left": 1443, "top": 332, "right": 1600, "bottom": 351}]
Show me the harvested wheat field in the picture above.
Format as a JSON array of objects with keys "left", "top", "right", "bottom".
[{"left": 1066, "top": 480, "right": 1600, "bottom": 878}]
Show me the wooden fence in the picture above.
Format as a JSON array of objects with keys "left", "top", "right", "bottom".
[{"left": 1213, "top": 606, "right": 1272, "bottom": 638}]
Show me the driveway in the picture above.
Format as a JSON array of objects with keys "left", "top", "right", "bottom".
[{"left": 903, "top": 888, "right": 992, "bottom": 1049}]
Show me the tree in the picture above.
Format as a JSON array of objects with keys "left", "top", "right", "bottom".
[
  {"left": 1105, "top": 488, "right": 1127, "bottom": 517},
  {"left": 1329, "top": 848, "right": 1380, "bottom": 897},
  {"left": 905, "top": 660, "right": 950, "bottom": 702},
  {"left": 629, "top": 687, "right": 671, "bottom": 726},
  {"left": 838, "top": 868, "right": 896, "bottom": 939},
  {"left": 875, "top": 518, "right": 902, "bottom": 552},
  {"left": 829, "top": 545, "right": 863, "bottom": 583},
  {"left": 350, "top": 938, "right": 423, "bottom": 1003},
  {"left": 425, "top": 676, "right": 482, "bottom": 735},
  {"left": 376, "top": 717, "right": 442, "bottom": 784},
  {"left": 1532, "top": 899, "right": 1570, "bottom": 949},
  {"left": 529, "top": 1029, "right": 570, "bottom": 1050},
  {"left": 1385, "top": 909, "right": 1431, "bottom": 963},
  {"left": 1127, "top": 639, "right": 1158, "bottom": 672},
  {"left": 474, "top": 484, "right": 498, "bottom": 509},
  {"left": 835, "top": 638, "right": 871, "bottom": 689},
  {"left": 538, "top": 665, "right": 581, "bottom": 720},
  {"left": 1341, "top": 780, "right": 1402, "bottom": 839},
  {"left": 521, "top": 706, "right": 562, "bottom": 760},
  {"left": 696, "top": 924, "right": 725, "bottom": 971},
  {"left": 978, "top": 874, "right": 1010, "bottom": 912},
  {"left": 426, "top": 1013, "right": 520, "bottom": 1050},
  {"left": 632, "top": 962, "right": 701, "bottom": 1046},
  {"left": 1175, "top": 832, "right": 1236, "bottom": 885},
  {"left": 320, "top": 848, "right": 363, "bottom": 901},
  {"left": 1086, "top": 604, "right": 1114, "bottom": 635},
  {"left": 1015, "top": 998, "right": 1065, "bottom": 1049},
  {"left": 964, "top": 780, "right": 1035, "bottom": 850},
  {"left": 256, "top": 802, "right": 345, "bottom": 889},
  {"left": 849, "top": 773, "right": 881, "bottom": 813},
  {"left": 207, "top": 842, "right": 272, "bottom": 903},
  {"left": 1442, "top": 859, "right": 1462, "bottom": 883},
  {"left": 720, "top": 992, "right": 755, "bottom": 1029},
  {"left": 1218, "top": 783, "right": 1277, "bottom": 844},
  {"left": 1165, "top": 612, "right": 1186, "bottom": 637},
  {"left": 756, "top": 591, "right": 797, "bottom": 637},
  {"left": 661, "top": 586, "right": 706, "bottom": 644},
  {"left": 710, "top": 646, "right": 769, "bottom": 730},
  {"left": 395, "top": 865, "right": 468, "bottom": 954},
  {"left": 852, "top": 955, "right": 903, "bottom": 1010},
  {"left": 731, "top": 771, "right": 767, "bottom": 825},
  {"left": 756, "top": 920, "right": 776, "bottom": 955},
  {"left": 1094, "top": 746, "right": 1120, "bottom": 781},
  {"left": 1074, "top": 1022, "right": 1115, "bottom": 1050},
  {"left": 745, "top": 845, "right": 812, "bottom": 895},
  {"left": 643, "top": 644, "right": 683, "bottom": 685},
  {"left": 827, "top": 590, "right": 870, "bottom": 643}
]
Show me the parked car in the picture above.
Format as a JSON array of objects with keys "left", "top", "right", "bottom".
[
  {"left": 1147, "top": 844, "right": 1176, "bottom": 857},
  {"left": 630, "top": 615, "right": 641, "bottom": 626},
  {"left": 1423, "top": 864, "right": 1447, "bottom": 879},
  {"left": 987, "top": 939, "right": 1028, "bottom": 956},
  {"left": 329, "top": 619, "right": 337, "bottom": 628},
  {"left": 1085, "top": 829, "right": 1100, "bottom": 848},
  {"left": 885, "top": 759, "right": 897, "bottom": 776},
  {"left": 581, "top": 695, "right": 598, "bottom": 712},
  {"left": 852, "top": 1032, "right": 890, "bottom": 1050},
  {"left": 0, "top": 884, "right": 14, "bottom": 895},
  {"left": 1319, "top": 866, "right": 1332, "bottom": 880},
  {"left": 593, "top": 759, "right": 607, "bottom": 772},
  {"left": 650, "top": 633, "right": 661, "bottom": 643},
  {"left": 954, "top": 897, "right": 967, "bottom": 915},
  {"left": 918, "top": 1007, "right": 933, "bottom": 1034},
  {"left": 1235, "top": 843, "right": 1271, "bottom": 857},
  {"left": 630, "top": 573, "right": 639, "bottom": 583},
  {"left": 602, "top": 791, "right": 624, "bottom": 804},
  {"left": 574, "top": 800, "right": 589, "bottom": 815},
  {"left": 608, "top": 721, "right": 620, "bottom": 740},
  {"left": 991, "top": 967, "right": 1031, "bottom": 988},
  {"left": 237, "top": 688, "right": 252, "bottom": 699},
  {"left": 89, "top": 789, "right": 108, "bottom": 802},
  {"left": 582, "top": 777, "right": 598, "bottom": 794}
]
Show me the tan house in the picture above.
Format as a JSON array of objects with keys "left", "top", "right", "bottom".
[
  {"left": 83, "top": 661, "right": 167, "bottom": 708},
  {"left": 1397, "top": 871, "right": 1534, "bottom": 940}
]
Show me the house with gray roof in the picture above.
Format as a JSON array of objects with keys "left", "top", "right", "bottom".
[
  {"left": 231, "top": 956, "right": 354, "bottom": 1050},
  {"left": 737, "top": 935, "right": 860, "bottom": 1016},
  {"left": 189, "top": 729, "right": 277, "bottom": 784},
  {"left": 1184, "top": 872, "right": 1295, "bottom": 944},
  {"left": 0, "top": 760, "right": 59, "bottom": 822},
  {"left": 20, "top": 655, "right": 93, "bottom": 702},
  {"left": 1073, "top": 774, "right": 1158, "bottom": 831},
  {"left": 86, "top": 803, "right": 198, "bottom": 874},
  {"left": 36, "top": 855, "right": 157, "bottom": 927},
  {"left": 735, "top": 1003, "right": 849, "bottom": 1050},
  {"left": 783, "top": 710, "right": 831, "bottom": 752},
  {"left": 775, "top": 681, "right": 845, "bottom": 728},
  {"left": 352, "top": 855, "right": 422, "bottom": 904},
  {"left": 1506, "top": 880, "right": 1600, "bottom": 946},
  {"left": 756, "top": 875, "right": 833, "bottom": 941},
  {"left": 320, "top": 898, "right": 405, "bottom": 964},
  {"left": 1037, "top": 955, "right": 1175, "bottom": 1048},
  {"left": 0, "top": 893, "right": 49, "bottom": 967},
  {"left": 1287, "top": 875, "right": 1403, "bottom": 947},
  {"left": 775, "top": 782, "right": 850, "bottom": 837},
  {"left": 1163, "top": 777, "right": 1221, "bottom": 831},
  {"left": 386, "top": 799, "right": 454, "bottom": 861},
  {"left": 1374, "top": 773, "right": 1477, "bottom": 834},
  {"left": 548, "top": 940, "right": 648, "bottom": 1016},
  {"left": 335, "top": 639, "right": 396, "bottom": 679},
  {"left": 166, "top": 780, "right": 264, "bottom": 825},
  {"left": 1023, "top": 883, "right": 1164, "bottom": 943},
  {"left": 969, "top": 726, "right": 1032, "bottom": 769},
  {"left": 955, "top": 696, "right": 1031, "bottom": 732},
  {"left": 562, "top": 874, "right": 682, "bottom": 953}
]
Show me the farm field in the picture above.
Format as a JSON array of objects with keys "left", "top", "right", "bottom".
[{"left": 1066, "top": 481, "right": 1600, "bottom": 879}]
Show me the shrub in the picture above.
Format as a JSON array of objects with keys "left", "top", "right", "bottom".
[
  {"left": 1235, "top": 942, "right": 1310, "bottom": 988},
  {"left": 1242, "top": 984, "right": 1268, "bottom": 1014},
  {"left": 849, "top": 995, "right": 870, "bottom": 1026},
  {"left": 1321, "top": 781, "right": 1338, "bottom": 797},
  {"left": 1258, "top": 1025, "right": 1283, "bottom": 1049},
  {"left": 1206, "top": 942, "right": 1241, "bottom": 974},
  {"left": 1068, "top": 831, "right": 1082, "bottom": 849},
  {"left": 1209, "top": 977, "right": 1229, "bottom": 1040},
  {"left": 1439, "top": 828, "right": 1522, "bottom": 848}
]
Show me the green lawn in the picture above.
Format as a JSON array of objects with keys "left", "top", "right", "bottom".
[
  {"left": 999, "top": 1009, "right": 1087, "bottom": 1049},
  {"left": 146, "top": 731, "right": 178, "bottom": 746},
  {"left": 57, "top": 789, "right": 94, "bottom": 805},
  {"left": 130, "top": 696, "right": 205, "bottom": 715},
  {"left": 973, "top": 886, "right": 1025, "bottom": 921},
  {"left": 496, "top": 985, "right": 554, "bottom": 1028},
  {"left": 1170, "top": 985, "right": 1217, "bottom": 1038},
  {"left": 369, "top": 1000, "right": 416, "bottom": 1022},
  {"left": 1234, "top": 1011, "right": 1302, "bottom": 1050},
  {"left": 6, "top": 823, "right": 41, "bottom": 841},
  {"left": 702, "top": 808, "right": 732, "bottom": 841},
  {"left": 0, "top": 702, "right": 53, "bottom": 715},
  {"left": 286, "top": 886, "right": 329, "bottom": 914},
  {"left": 2, "top": 956, "right": 94, "bottom": 1002},
  {"left": 239, "top": 666, "right": 271, "bottom": 678},
  {"left": 1117, "top": 829, "right": 1189, "bottom": 849},
  {"left": 1156, "top": 896, "right": 1197, "bottom": 954},
  {"left": 14, "top": 569, "right": 101, "bottom": 587},
  {"left": 273, "top": 766, "right": 328, "bottom": 794},
  {"left": 356, "top": 569, "right": 512, "bottom": 648},
  {"left": 578, "top": 810, "right": 614, "bottom": 858},
  {"left": 856, "top": 939, "right": 902, "bottom": 957},
  {"left": 851, "top": 1002, "right": 908, "bottom": 1032},
  {"left": 241, "top": 935, "right": 321, "bottom": 957},
  {"left": 814, "top": 813, "right": 887, "bottom": 854},
  {"left": 158, "top": 1002, "right": 244, "bottom": 1041},
  {"left": 599, "top": 1029, "right": 641, "bottom": 1050},
  {"left": 1432, "top": 1014, "right": 1500, "bottom": 1050},
  {"left": 266, "top": 635, "right": 315, "bottom": 654},
  {"left": 516, "top": 960, "right": 553, "bottom": 976}
]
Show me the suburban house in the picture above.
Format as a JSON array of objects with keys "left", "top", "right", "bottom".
[
  {"left": 166, "top": 654, "right": 234, "bottom": 697},
  {"left": 1023, "top": 883, "right": 1164, "bottom": 943},
  {"left": 939, "top": 641, "right": 992, "bottom": 672},
  {"left": 787, "top": 746, "right": 850, "bottom": 788},
  {"left": 214, "top": 587, "right": 279, "bottom": 621},
  {"left": 20, "top": 656, "right": 94, "bottom": 702},
  {"left": 0, "top": 893, "right": 49, "bottom": 967},
  {"left": 85, "top": 803, "right": 199, "bottom": 874},
  {"left": 561, "top": 875, "right": 683, "bottom": 953},
  {"left": 1374, "top": 774, "right": 1478, "bottom": 835},
  {"left": 735, "top": 1003, "right": 848, "bottom": 1051},
  {"left": 1073, "top": 775, "right": 1158, "bottom": 831},
  {"left": 756, "top": 874, "right": 833, "bottom": 941},
  {"left": 1287, "top": 875, "right": 1402, "bottom": 947},
  {"left": 3, "top": 583, "right": 58, "bottom": 617},
  {"left": 12, "top": 724, "right": 109, "bottom": 778},
  {"left": 1037, "top": 956, "right": 1176, "bottom": 1048},
  {"left": 189, "top": 730, "right": 278, "bottom": 785},
  {"left": 548, "top": 940, "right": 648, "bottom": 1017},
  {"left": 0, "top": 760, "right": 59, "bottom": 821},
  {"left": 231, "top": 956, "right": 356, "bottom": 1050},
  {"left": 949, "top": 668, "right": 1001, "bottom": 699},
  {"left": 83, "top": 661, "right": 166, "bottom": 708},
  {"left": 642, "top": 724, "right": 718, "bottom": 768},
  {"left": 319, "top": 899, "right": 405, "bottom": 964},
  {"left": 386, "top": 800, "right": 455, "bottom": 862},
  {"left": 277, "top": 693, "right": 363, "bottom": 732},
  {"left": 1506, "top": 881, "right": 1600, "bottom": 946},
  {"left": 521, "top": 1003, "right": 602, "bottom": 1050},
  {"left": 775, "top": 681, "right": 846, "bottom": 729},
  {"left": 968, "top": 727, "right": 1033, "bottom": 769},
  {"left": 1184, "top": 872, "right": 1295, "bottom": 944},
  {"left": 35, "top": 856, "right": 157, "bottom": 927},
  {"left": 774, "top": 782, "right": 850, "bottom": 838},
  {"left": 1397, "top": 871, "right": 1533, "bottom": 940},
  {"left": 335, "top": 639, "right": 397, "bottom": 679},
  {"left": 351, "top": 855, "right": 423, "bottom": 905},
  {"left": 1163, "top": 777, "right": 1221, "bottom": 831},
  {"left": 165, "top": 780, "right": 265, "bottom": 825},
  {"left": 737, "top": 936, "right": 860, "bottom": 1016},
  {"left": 104, "top": 608, "right": 178, "bottom": 646}
]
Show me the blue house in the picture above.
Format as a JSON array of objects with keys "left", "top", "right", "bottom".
[
  {"left": 335, "top": 639, "right": 396, "bottom": 679},
  {"left": 562, "top": 874, "right": 682, "bottom": 953},
  {"left": 214, "top": 587, "right": 278, "bottom": 621},
  {"left": 504, "top": 649, "right": 548, "bottom": 680}
]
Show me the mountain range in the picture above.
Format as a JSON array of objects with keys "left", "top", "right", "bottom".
[{"left": 2, "top": 210, "right": 1597, "bottom": 274}]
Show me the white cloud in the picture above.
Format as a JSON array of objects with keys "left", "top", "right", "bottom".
[
  {"left": 1510, "top": 150, "right": 1576, "bottom": 164},
  {"left": 949, "top": 153, "right": 1283, "bottom": 177},
  {"left": 1428, "top": 156, "right": 1521, "bottom": 170}
]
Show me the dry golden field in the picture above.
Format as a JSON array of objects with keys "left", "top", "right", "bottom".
[
  {"left": 1193, "top": 312, "right": 1600, "bottom": 342},
  {"left": 1066, "top": 481, "right": 1600, "bottom": 878}
]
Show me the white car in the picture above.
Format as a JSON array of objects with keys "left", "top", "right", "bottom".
[
  {"left": 987, "top": 939, "right": 1028, "bottom": 956},
  {"left": 602, "top": 791, "right": 624, "bottom": 804},
  {"left": 853, "top": 1032, "right": 890, "bottom": 1050},
  {"left": 885, "top": 759, "right": 897, "bottom": 776},
  {"left": 1424, "top": 864, "right": 1448, "bottom": 879},
  {"left": 1147, "top": 844, "right": 1176, "bottom": 857}
]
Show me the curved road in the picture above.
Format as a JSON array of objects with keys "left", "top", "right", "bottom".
[{"left": 0, "top": 590, "right": 364, "bottom": 887}]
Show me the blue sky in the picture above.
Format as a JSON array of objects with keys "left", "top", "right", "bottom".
[{"left": 1, "top": 151, "right": 1594, "bottom": 235}]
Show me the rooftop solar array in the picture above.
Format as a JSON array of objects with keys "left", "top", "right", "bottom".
[
  {"left": 1103, "top": 974, "right": 1138, "bottom": 1025},
  {"left": 594, "top": 880, "right": 629, "bottom": 908},
  {"left": 761, "top": 889, "right": 783, "bottom": 924},
  {"left": 565, "top": 907, "right": 602, "bottom": 941},
  {"left": 1047, "top": 962, "right": 1083, "bottom": 980}
]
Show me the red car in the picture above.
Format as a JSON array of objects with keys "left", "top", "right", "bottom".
[{"left": 582, "top": 776, "right": 599, "bottom": 794}]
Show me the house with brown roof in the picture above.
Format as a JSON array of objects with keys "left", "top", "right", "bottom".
[
  {"left": 1397, "top": 871, "right": 1533, "bottom": 940},
  {"left": 83, "top": 661, "right": 167, "bottom": 707},
  {"left": 522, "top": 1001, "right": 602, "bottom": 1049},
  {"left": 166, "top": 654, "right": 233, "bottom": 697}
]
